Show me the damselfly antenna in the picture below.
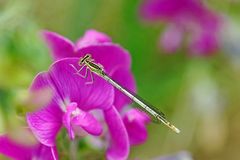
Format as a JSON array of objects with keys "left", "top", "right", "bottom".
[{"left": 70, "top": 54, "right": 180, "bottom": 134}]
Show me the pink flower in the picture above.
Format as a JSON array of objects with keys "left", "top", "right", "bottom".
[
  {"left": 0, "top": 135, "right": 58, "bottom": 160},
  {"left": 27, "top": 58, "right": 120, "bottom": 159},
  {"left": 27, "top": 29, "right": 150, "bottom": 160},
  {"left": 43, "top": 29, "right": 150, "bottom": 146},
  {"left": 42, "top": 29, "right": 133, "bottom": 111},
  {"left": 140, "top": 0, "right": 222, "bottom": 55}
]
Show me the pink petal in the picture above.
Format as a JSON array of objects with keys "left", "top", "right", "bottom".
[
  {"left": 140, "top": 0, "right": 210, "bottom": 21},
  {"left": 49, "top": 58, "right": 114, "bottom": 111},
  {"left": 140, "top": 0, "right": 184, "bottom": 21},
  {"left": 51, "top": 146, "right": 59, "bottom": 160},
  {"left": 76, "top": 29, "right": 112, "bottom": 48},
  {"left": 110, "top": 68, "right": 136, "bottom": 111},
  {"left": 63, "top": 102, "right": 103, "bottom": 137},
  {"left": 27, "top": 105, "right": 62, "bottom": 147},
  {"left": 72, "top": 109, "right": 103, "bottom": 136},
  {"left": 189, "top": 31, "right": 219, "bottom": 56},
  {"left": 75, "top": 44, "right": 131, "bottom": 74},
  {"left": 0, "top": 135, "right": 58, "bottom": 160},
  {"left": 43, "top": 30, "right": 132, "bottom": 80},
  {"left": 123, "top": 109, "right": 150, "bottom": 145},
  {"left": 28, "top": 73, "right": 63, "bottom": 146},
  {"left": 34, "top": 145, "right": 59, "bottom": 160},
  {"left": 42, "top": 30, "right": 75, "bottom": 60},
  {"left": 160, "top": 24, "right": 184, "bottom": 53},
  {"left": 0, "top": 135, "right": 34, "bottom": 159},
  {"left": 62, "top": 103, "right": 77, "bottom": 139},
  {"left": 104, "top": 107, "right": 129, "bottom": 160},
  {"left": 30, "top": 72, "right": 63, "bottom": 107}
]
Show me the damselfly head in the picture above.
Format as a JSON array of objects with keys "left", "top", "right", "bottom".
[{"left": 80, "top": 54, "right": 91, "bottom": 65}]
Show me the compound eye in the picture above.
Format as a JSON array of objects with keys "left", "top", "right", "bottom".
[
  {"left": 79, "top": 58, "right": 85, "bottom": 65},
  {"left": 86, "top": 54, "right": 91, "bottom": 58}
]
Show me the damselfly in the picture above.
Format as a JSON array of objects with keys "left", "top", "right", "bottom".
[{"left": 70, "top": 54, "right": 180, "bottom": 133}]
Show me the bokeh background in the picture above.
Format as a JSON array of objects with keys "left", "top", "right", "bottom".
[{"left": 1, "top": 0, "right": 240, "bottom": 159}]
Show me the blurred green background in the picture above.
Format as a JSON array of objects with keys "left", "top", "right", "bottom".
[{"left": 1, "top": 0, "right": 240, "bottom": 159}]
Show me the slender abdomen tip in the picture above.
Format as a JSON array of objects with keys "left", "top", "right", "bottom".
[{"left": 171, "top": 125, "right": 180, "bottom": 134}]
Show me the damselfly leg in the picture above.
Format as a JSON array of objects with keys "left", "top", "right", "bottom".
[
  {"left": 69, "top": 64, "right": 94, "bottom": 84},
  {"left": 85, "top": 71, "right": 94, "bottom": 85},
  {"left": 70, "top": 64, "right": 87, "bottom": 78}
]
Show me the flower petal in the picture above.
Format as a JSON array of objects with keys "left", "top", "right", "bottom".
[
  {"left": 27, "top": 105, "right": 62, "bottom": 147},
  {"left": 62, "top": 103, "right": 77, "bottom": 139},
  {"left": 0, "top": 135, "right": 34, "bottom": 159},
  {"left": 42, "top": 30, "right": 75, "bottom": 60},
  {"left": 63, "top": 102, "right": 103, "bottom": 137},
  {"left": 123, "top": 109, "right": 150, "bottom": 145},
  {"left": 27, "top": 73, "right": 63, "bottom": 146},
  {"left": 34, "top": 145, "right": 59, "bottom": 160},
  {"left": 189, "top": 31, "right": 219, "bottom": 55},
  {"left": 160, "top": 24, "right": 183, "bottom": 53},
  {"left": 49, "top": 58, "right": 114, "bottom": 111},
  {"left": 76, "top": 29, "right": 112, "bottom": 48},
  {"left": 110, "top": 68, "right": 136, "bottom": 111},
  {"left": 72, "top": 109, "right": 103, "bottom": 136},
  {"left": 43, "top": 30, "right": 132, "bottom": 79},
  {"left": 140, "top": 0, "right": 211, "bottom": 21},
  {"left": 140, "top": 0, "right": 183, "bottom": 21},
  {"left": 75, "top": 44, "right": 131, "bottom": 74},
  {"left": 51, "top": 146, "right": 59, "bottom": 160},
  {"left": 30, "top": 72, "right": 63, "bottom": 108},
  {"left": 104, "top": 107, "right": 129, "bottom": 160}
]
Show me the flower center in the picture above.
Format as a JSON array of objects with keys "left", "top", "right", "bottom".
[
  {"left": 62, "top": 102, "right": 102, "bottom": 140},
  {"left": 71, "top": 108, "right": 81, "bottom": 117}
]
